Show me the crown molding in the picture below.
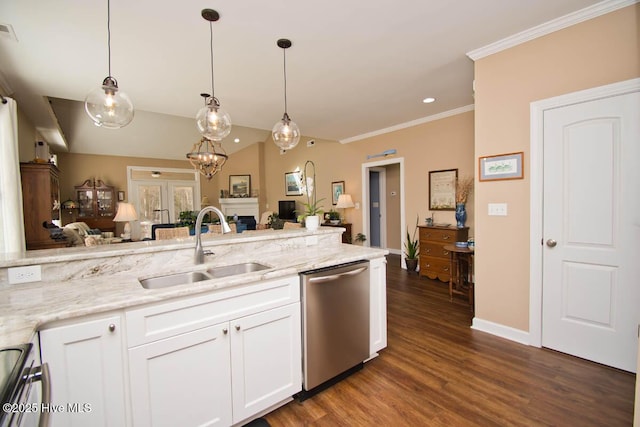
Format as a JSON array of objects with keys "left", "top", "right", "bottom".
[
  {"left": 467, "top": 0, "right": 638, "bottom": 61},
  {"left": 340, "top": 104, "right": 475, "bottom": 144}
]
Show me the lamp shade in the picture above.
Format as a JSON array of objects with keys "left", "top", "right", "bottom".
[
  {"left": 113, "top": 202, "right": 138, "bottom": 222},
  {"left": 336, "top": 194, "right": 355, "bottom": 209}
]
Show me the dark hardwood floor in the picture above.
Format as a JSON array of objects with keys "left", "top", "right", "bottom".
[{"left": 265, "top": 254, "right": 636, "bottom": 426}]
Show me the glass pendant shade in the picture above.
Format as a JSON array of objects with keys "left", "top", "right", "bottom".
[
  {"left": 195, "top": 96, "right": 232, "bottom": 141},
  {"left": 186, "top": 137, "right": 229, "bottom": 180},
  {"left": 85, "top": 76, "right": 134, "bottom": 128},
  {"left": 272, "top": 112, "right": 301, "bottom": 150}
]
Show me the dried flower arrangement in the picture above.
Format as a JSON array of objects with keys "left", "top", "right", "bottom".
[{"left": 456, "top": 176, "right": 474, "bottom": 204}]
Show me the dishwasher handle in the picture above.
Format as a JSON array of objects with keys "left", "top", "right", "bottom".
[{"left": 307, "top": 266, "right": 368, "bottom": 284}]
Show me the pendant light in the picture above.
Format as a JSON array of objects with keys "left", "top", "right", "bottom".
[
  {"left": 188, "top": 94, "right": 229, "bottom": 180},
  {"left": 84, "top": 0, "right": 134, "bottom": 128},
  {"left": 195, "top": 9, "right": 232, "bottom": 141},
  {"left": 272, "top": 38, "right": 300, "bottom": 151}
]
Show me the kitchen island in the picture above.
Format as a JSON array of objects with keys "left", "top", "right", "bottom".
[{"left": 0, "top": 226, "right": 387, "bottom": 427}]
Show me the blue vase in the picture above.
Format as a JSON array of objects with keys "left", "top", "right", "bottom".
[{"left": 455, "top": 203, "right": 467, "bottom": 228}]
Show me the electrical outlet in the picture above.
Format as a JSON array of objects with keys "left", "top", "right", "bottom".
[{"left": 8, "top": 265, "right": 42, "bottom": 284}]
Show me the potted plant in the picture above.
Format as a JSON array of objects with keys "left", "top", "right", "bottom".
[
  {"left": 404, "top": 215, "right": 419, "bottom": 272},
  {"left": 354, "top": 233, "right": 367, "bottom": 245},
  {"left": 325, "top": 210, "right": 341, "bottom": 224},
  {"left": 298, "top": 160, "right": 324, "bottom": 231}
]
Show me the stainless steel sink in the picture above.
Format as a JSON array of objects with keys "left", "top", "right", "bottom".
[
  {"left": 139, "top": 271, "right": 211, "bottom": 289},
  {"left": 207, "top": 262, "right": 270, "bottom": 278},
  {"left": 139, "top": 263, "right": 270, "bottom": 289}
]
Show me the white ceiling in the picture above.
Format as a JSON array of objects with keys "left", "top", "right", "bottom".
[{"left": 0, "top": 0, "right": 604, "bottom": 158}]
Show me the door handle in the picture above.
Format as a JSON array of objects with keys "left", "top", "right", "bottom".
[
  {"left": 307, "top": 266, "right": 369, "bottom": 283},
  {"left": 546, "top": 239, "right": 557, "bottom": 248}
]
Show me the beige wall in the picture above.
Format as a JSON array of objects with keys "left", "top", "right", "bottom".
[
  {"left": 473, "top": 4, "right": 640, "bottom": 330},
  {"left": 233, "top": 110, "right": 475, "bottom": 251}
]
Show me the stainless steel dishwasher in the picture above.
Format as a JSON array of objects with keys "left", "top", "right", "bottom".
[{"left": 299, "top": 260, "right": 370, "bottom": 398}]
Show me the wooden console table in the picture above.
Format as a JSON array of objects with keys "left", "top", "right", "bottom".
[
  {"left": 444, "top": 244, "right": 474, "bottom": 311},
  {"left": 322, "top": 222, "right": 352, "bottom": 244}
]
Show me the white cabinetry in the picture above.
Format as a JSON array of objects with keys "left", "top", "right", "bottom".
[
  {"left": 126, "top": 275, "right": 301, "bottom": 427},
  {"left": 39, "top": 315, "right": 127, "bottom": 427},
  {"left": 369, "top": 257, "right": 387, "bottom": 356}
]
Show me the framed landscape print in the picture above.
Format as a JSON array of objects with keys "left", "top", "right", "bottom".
[
  {"left": 285, "top": 171, "right": 303, "bottom": 196},
  {"left": 229, "top": 175, "right": 251, "bottom": 197},
  {"left": 429, "top": 169, "right": 457, "bottom": 210},
  {"left": 479, "top": 152, "right": 524, "bottom": 181}
]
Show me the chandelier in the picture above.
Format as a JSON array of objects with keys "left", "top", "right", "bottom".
[{"left": 186, "top": 136, "right": 228, "bottom": 180}]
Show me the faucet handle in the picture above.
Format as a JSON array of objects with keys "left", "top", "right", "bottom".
[{"left": 203, "top": 250, "right": 214, "bottom": 257}]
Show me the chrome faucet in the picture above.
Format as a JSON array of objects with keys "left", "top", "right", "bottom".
[{"left": 194, "top": 206, "right": 231, "bottom": 264}]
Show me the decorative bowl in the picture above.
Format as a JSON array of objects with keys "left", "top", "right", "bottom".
[{"left": 455, "top": 241, "right": 468, "bottom": 248}]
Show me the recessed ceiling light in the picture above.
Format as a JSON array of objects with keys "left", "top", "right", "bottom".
[
  {"left": 422, "top": 97, "right": 436, "bottom": 104},
  {"left": 234, "top": 138, "right": 240, "bottom": 143}
]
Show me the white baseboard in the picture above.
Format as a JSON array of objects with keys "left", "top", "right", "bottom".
[{"left": 471, "top": 317, "right": 531, "bottom": 346}]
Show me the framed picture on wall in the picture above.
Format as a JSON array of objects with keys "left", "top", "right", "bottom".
[
  {"left": 429, "top": 169, "right": 457, "bottom": 210},
  {"left": 229, "top": 175, "right": 251, "bottom": 197},
  {"left": 331, "top": 181, "right": 345, "bottom": 205},
  {"left": 285, "top": 171, "right": 303, "bottom": 196},
  {"left": 479, "top": 152, "right": 524, "bottom": 181},
  {"left": 117, "top": 191, "right": 125, "bottom": 201}
]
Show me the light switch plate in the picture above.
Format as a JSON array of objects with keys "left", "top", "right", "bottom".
[
  {"left": 488, "top": 203, "right": 508, "bottom": 216},
  {"left": 8, "top": 265, "right": 42, "bottom": 284}
]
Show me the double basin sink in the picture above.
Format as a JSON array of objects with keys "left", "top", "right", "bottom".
[{"left": 140, "top": 262, "right": 270, "bottom": 290}]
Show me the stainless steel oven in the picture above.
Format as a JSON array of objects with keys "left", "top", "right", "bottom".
[{"left": 0, "top": 344, "right": 50, "bottom": 427}]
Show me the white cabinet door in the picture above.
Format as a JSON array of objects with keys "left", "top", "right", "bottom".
[
  {"left": 39, "top": 316, "right": 127, "bottom": 427},
  {"left": 369, "top": 257, "right": 387, "bottom": 355},
  {"left": 231, "top": 303, "right": 301, "bottom": 423},
  {"left": 128, "top": 324, "right": 232, "bottom": 427}
]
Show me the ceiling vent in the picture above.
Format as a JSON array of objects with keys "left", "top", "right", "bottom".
[{"left": 0, "top": 23, "right": 18, "bottom": 41}]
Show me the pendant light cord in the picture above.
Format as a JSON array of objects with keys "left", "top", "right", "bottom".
[
  {"left": 209, "top": 21, "right": 215, "bottom": 99},
  {"left": 107, "top": 0, "right": 112, "bottom": 78},
  {"left": 282, "top": 47, "right": 288, "bottom": 114}
]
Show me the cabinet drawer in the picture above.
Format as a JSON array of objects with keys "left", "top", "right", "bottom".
[
  {"left": 422, "top": 242, "right": 452, "bottom": 259},
  {"left": 420, "top": 257, "right": 454, "bottom": 282},
  {"left": 126, "top": 275, "right": 299, "bottom": 347},
  {"left": 420, "top": 228, "right": 456, "bottom": 243}
]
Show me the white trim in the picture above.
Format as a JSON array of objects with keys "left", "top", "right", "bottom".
[
  {"left": 467, "top": 0, "right": 637, "bottom": 61},
  {"left": 362, "top": 158, "right": 405, "bottom": 267},
  {"left": 471, "top": 318, "right": 530, "bottom": 346},
  {"left": 529, "top": 78, "right": 640, "bottom": 347},
  {"left": 341, "top": 105, "right": 474, "bottom": 144}
]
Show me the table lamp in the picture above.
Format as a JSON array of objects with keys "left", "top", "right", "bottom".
[
  {"left": 336, "top": 194, "right": 355, "bottom": 223},
  {"left": 114, "top": 202, "right": 138, "bottom": 241}
]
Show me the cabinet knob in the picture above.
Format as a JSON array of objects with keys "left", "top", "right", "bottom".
[
  {"left": 108, "top": 323, "right": 116, "bottom": 332},
  {"left": 222, "top": 328, "right": 228, "bottom": 334},
  {"left": 235, "top": 325, "right": 241, "bottom": 331}
]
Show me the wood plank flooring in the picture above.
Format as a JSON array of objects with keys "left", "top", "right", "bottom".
[{"left": 265, "top": 254, "right": 636, "bottom": 426}]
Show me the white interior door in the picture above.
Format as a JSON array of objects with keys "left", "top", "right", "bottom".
[{"left": 542, "top": 90, "right": 640, "bottom": 372}]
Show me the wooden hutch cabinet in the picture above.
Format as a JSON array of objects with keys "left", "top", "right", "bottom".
[
  {"left": 75, "top": 179, "right": 116, "bottom": 232},
  {"left": 20, "top": 162, "right": 65, "bottom": 249},
  {"left": 418, "top": 225, "right": 468, "bottom": 282}
]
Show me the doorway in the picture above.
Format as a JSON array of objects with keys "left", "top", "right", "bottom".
[
  {"left": 362, "top": 158, "right": 404, "bottom": 259},
  {"left": 368, "top": 168, "right": 386, "bottom": 248},
  {"left": 530, "top": 78, "right": 640, "bottom": 372}
]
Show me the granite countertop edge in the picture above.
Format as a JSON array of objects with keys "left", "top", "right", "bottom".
[{"left": 0, "top": 244, "right": 388, "bottom": 348}]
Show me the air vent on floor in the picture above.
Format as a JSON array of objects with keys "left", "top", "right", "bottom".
[{"left": 0, "top": 24, "right": 18, "bottom": 41}]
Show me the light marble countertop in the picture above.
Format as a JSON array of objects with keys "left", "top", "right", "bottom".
[{"left": 0, "top": 228, "right": 387, "bottom": 348}]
